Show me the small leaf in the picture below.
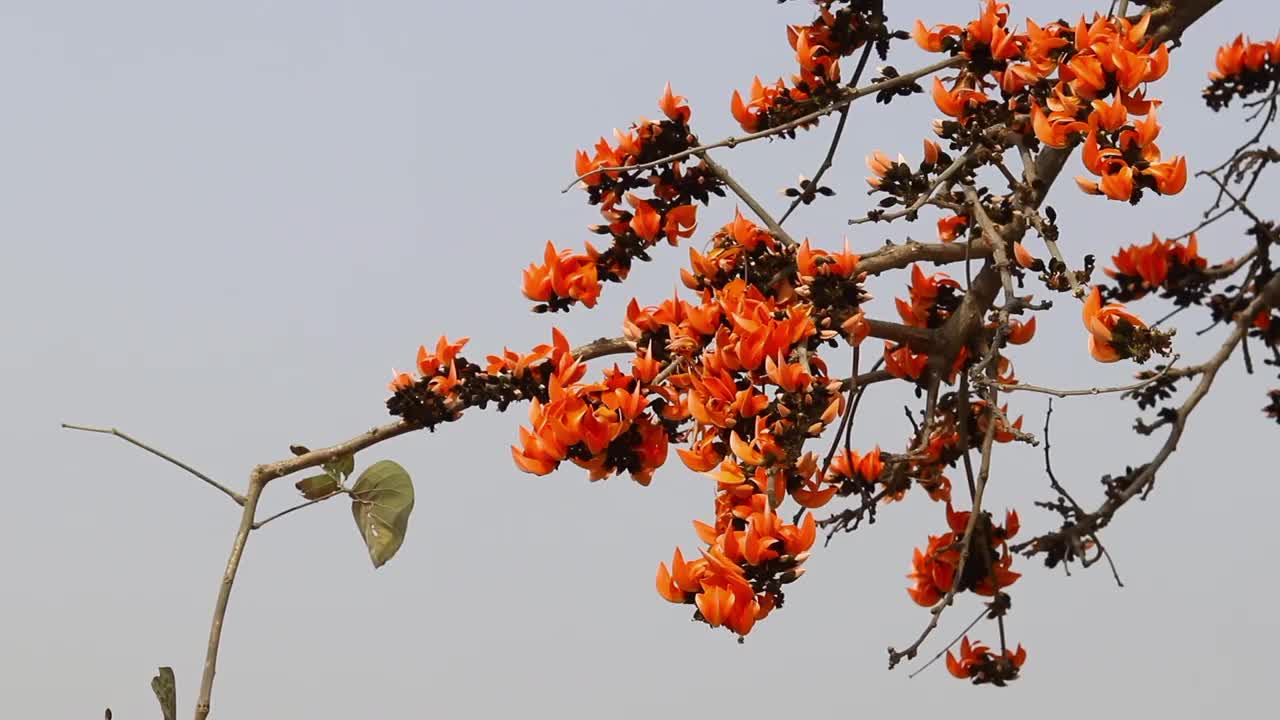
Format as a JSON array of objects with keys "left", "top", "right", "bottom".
[
  {"left": 323, "top": 453, "right": 355, "bottom": 481},
  {"left": 350, "top": 460, "right": 414, "bottom": 568},
  {"left": 295, "top": 474, "right": 340, "bottom": 500},
  {"left": 151, "top": 667, "right": 176, "bottom": 720}
]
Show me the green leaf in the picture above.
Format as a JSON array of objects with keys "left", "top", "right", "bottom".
[
  {"left": 323, "top": 453, "right": 356, "bottom": 481},
  {"left": 350, "top": 460, "right": 414, "bottom": 568},
  {"left": 151, "top": 667, "right": 176, "bottom": 720},
  {"left": 295, "top": 474, "right": 340, "bottom": 500}
]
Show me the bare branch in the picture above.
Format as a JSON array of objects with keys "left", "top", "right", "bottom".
[
  {"left": 252, "top": 492, "right": 343, "bottom": 530},
  {"left": 1015, "top": 270, "right": 1280, "bottom": 560},
  {"left": 994, "top": 356, "right": 1183, "bottom": 398},
  {"left": 61, "top": 424, "right": 247, "bottom": 506},
  {"left": 697, "top": 151, "right": 796, "bottom": 247}
]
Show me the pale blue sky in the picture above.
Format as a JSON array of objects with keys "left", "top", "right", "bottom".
[{"left": 2, "top": 1, "right": 1277, "bottom": 718}]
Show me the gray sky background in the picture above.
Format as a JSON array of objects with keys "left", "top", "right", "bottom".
[{"left": 3, "top": 1, "right": 1278, "bottom": 717}]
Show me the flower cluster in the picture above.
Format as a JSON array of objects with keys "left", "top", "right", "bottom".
[
  {"left": 646, "top": 209, "right": 875, "bottom": 635},
  {"left": 864, "top": 140, "right": 965, "bottom": 222},
  {"left": 905, "top": 396, "right": 1026, "bottom": 505},
  {"left": 916, "top": 2, "right": 1185, "bottom": 203},
  {"left": 1082, "top": 286, "right": 1170, "bottom": 363},
  {"left": 524, "top": 86, "right": 721, "bottom": 311},
  {"left": 1105, "top": 233, "right": 1209, "bottom": 304},
  {"left": 378, "top": 0, "right": 1267, "bottom": 681},
  {"left": 791, "top": 446, "right": 884, "bottom": 508},
  {"left": 511, "top": 357, "right": 675, "bottom": 486},
  {"left": 731, "top": 1, "right": 890, "bottom": 133},
  {"left": 908, "top": 504, "right": 1021, "bottom": 606},
  {"left": 1204, "top": 33, "right": 1280, "bottom": 110},
  {"left": 657, "top": 492, "right": 817, "bottom": 638},
  {"left": 947, "top": 636, "right": 1028, "bottom": 686}
]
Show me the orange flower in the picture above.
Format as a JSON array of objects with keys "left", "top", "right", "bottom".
[
  {"left": 1209, "top": 34, "right": 1278, "bottom": 80},
  {"left": 865, "top": 150, "right": 901, "bottom": 189},
  {"left": 655, "top": 548, "right": 705, "bottom": 604},
  {"left": 522, "top": 241, "right": 602, "bottom": 308},
  {"left": 937, "top": 214, "right": 970, "bottom": 242},
  {"left": 658, "top": 82, "right": 691, "bottom": 124},
  {"left": 931, "top": 77, "right": 989, "bottom": 119},
  {"left": 387, "top": 370, "right": 414, "bottom": 393},
  {"left": 913, "top": 19, "right": 962, "bottom": 52},
  {"left": 947, "top": 637, "right": 1027, "bottom": 683},
  {"left": 1012, "top": 241, "right": 1037, "bottom": 269},
  {"left": 1082, "top": 286, "right": 1146, "bottom": 362},
  {"left": 885, "top": 342, "right": 929, "bottom": 381},
  {"left": 1031, "top": 102, "right": 1089, "bottom": 148},
  {"left": 796, "top": 238, "right": 859, "bottom": 279},
  {"left": 1007, "top": 316, "right": 1037, "bottom": 345},
  {"left": 922, "top": 138, "right": 941, "bottom": 165}
]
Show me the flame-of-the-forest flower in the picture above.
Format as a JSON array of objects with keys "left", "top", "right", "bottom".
[
  {"left": 1082, "top": 285, "right": 1148, "bottom": 362},
  {"left": 1209, "top": 33, "right": 1280, "bottom": 81},
  {"left": 947, "top": 636, "right": 1028, "bottom": 685},
  {"left": 1106, "top": 233, "right": 1207, "bottom": 298},
  {"left": 865, "top": 149, "right": 906, "bottom": 189},
  {"left": 884, "top": 342, "right": 930, "bottom": 381},
  {"left": 826, "top": 447, "right": 884, "bottom": 486},
  {"left": 731, "top": 76, "right": 813, "bottom": 133},
  {"left": 917, "top": 4, "right": 1183, "bottom": 202},
  {"left": 931, "top": 77, "right": 990, "bottom": 119},
  {"left": 908, "top": 505, "right": 1021, "bottom": 607},
  {"left": 999, "top": 316, "right": 1037, "bottom": 345},
  {"left": 1075, "top": 115, "right": 1187, "bottom": 202},
  {"left": 510, "top": 351, "right": 670, "bottom": 485},
  {"left": 1013, "top": 241, "right": 1038, "bottom": 269},
  {"left": 657, "top": 489, "right": 817, "bottom": 636},
  {"left": 897, "top": 264, "right": 963, "bottom": 329},
  {"left": 795, "top": 238, "right": 859, "bottom": 280},
  {"left": 522, "top": 241, "right": 603, "bottom": 309},
  {"left": 913, "top": 19, "right": 962, "bottom": 53},
  {"left": 658, "top": 82, "right": 691, "bottom": 124},
  {"left": 937, "top": 214, "right": 970, "bottom": 242}
]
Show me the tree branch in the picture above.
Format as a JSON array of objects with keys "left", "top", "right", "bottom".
[
  {"left": 193, "top": 476, "right": 264, "bottom": 720},
  {"left": 697, "top": 151, "right": 797, "bottom": 247},
  {"left": 1015, "top": 271, "right": 1280, "bottom": 560},
  {"left": 60, "top": 424, "right": 247, "bottom": 506}
]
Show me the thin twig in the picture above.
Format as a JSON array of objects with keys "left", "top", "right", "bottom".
[
  {"left": 780, "top": 42, "right": 874, "bottom": 224},
  {"left": 697, "top": 151, "right": 796, "bottom": 247},
  {"left": 252, "top": 492, "right": 344, "bottom": 530},
  {"left": 994, "top": 356, "right": 1181, "bottom": 398},
  {"left": 889, "top": 383, "right": 1001, "bottom": 669},
  {"left": 849, "top": 149, "right": 975, "bottom": 225},
  {"left": 908, "top": 606, "right": 988, "bottom": 679},
  {"left": 61, "top": 424, "right": 247, "bottom": 505}
]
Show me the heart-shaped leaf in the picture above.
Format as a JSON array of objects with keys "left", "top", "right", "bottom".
[
  {"left": 350, "top": 460, "right": 414, "bottom": 568},
  {"left": 295, "top": 474, "right": 340, "bottom": 500}
]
